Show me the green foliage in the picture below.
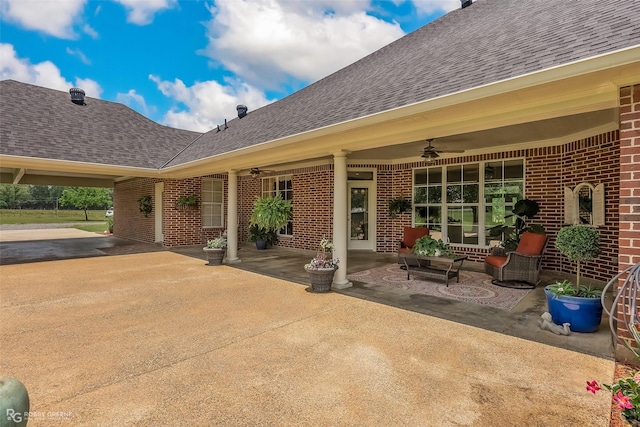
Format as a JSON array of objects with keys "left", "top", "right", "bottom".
[
  {"left": 555, "top": 225, "right": 601, "bottom": 262},
  {"left": 388, "top": 196, "right": 411, "bottom": 218},
  {"left": 1, "top": 185, "right": 109, "bottom": 210},
  {"left": 488, "top": 198, "right": 543, "bottom": 251},
  {"left": 413, "top": 235, "right": 453, "bottom": 257},
  {"left": 75, "top": 222, "right": 109, "bottom": 233},
  {"left": 247, "top": 224, "right": 278, "bottom": 245},
  {"left": 107, "top": 216, "right": 114, "bottom": 233},
  {"left": 176, "top": 194, "right": 198, "bottom": 208},
  {"left": 206, "top": 237, "right": 227, "bottom": 249},
  {"left": 555, "top": 225, "right": 601, "bottom": 287},
  {"left": 0, "top": 209, "right": 107, "bottom": 224},
  {"left": 27, "top": 185, "right": 66, "bottom": 209},
  {"left": 59, "top": 187, "right": 112, "bottom": 220},
  {"left": 138, "top": 195, "right": 153, "bottom": 217},
  {"left": 0, "top": 184, "right": 30, "bottom": 209},
  {"left": 545, "top": 279, "right": 602, "bottom": 298},
  {"left": 249, "top": 195, "right": 292, "bottom": 231}
]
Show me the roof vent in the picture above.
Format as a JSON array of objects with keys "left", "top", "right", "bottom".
[
  {"left": 461, "top": 0, "right": 472, "bottom": 8},
  {"left": 69, "top": 87, "right": 85, "bottom": 105},
  {"left": 236, "top": 105, "right": 248, "bottom": 119}
]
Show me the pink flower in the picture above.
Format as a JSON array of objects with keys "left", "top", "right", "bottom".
[
  {"left": 586, "top": 380, "right": 601, "bottom": 394},
  {"left": 613, "top": 392, "right": 634, "bottom": 410}
]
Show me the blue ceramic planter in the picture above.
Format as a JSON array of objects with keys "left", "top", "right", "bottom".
[{"left": 544, "top": 287, "right": 603, "bottom": 333}]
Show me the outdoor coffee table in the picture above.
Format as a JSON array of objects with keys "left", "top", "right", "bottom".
[{"left": 398, "top": 253, "right": 468, "bottom": 287}]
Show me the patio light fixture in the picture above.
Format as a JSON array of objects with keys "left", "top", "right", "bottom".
[{"left": 421, "top": 147, "right": 440, "bottom": 164}]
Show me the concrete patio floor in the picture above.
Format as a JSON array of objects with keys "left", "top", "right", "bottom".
[
  {"left": 174, "top": 243, "right": 616, "bottom": 360},
  {"left": 1, "top": 249, "right": 615, "bottom": 426}
]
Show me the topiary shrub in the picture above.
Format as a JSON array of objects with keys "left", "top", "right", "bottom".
[{"left": 554, "top": 225, "right": 601, "bottom": 287}]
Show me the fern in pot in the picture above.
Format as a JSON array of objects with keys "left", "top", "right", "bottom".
[
  {"left": 544, "top": 225, "right": 603, "bottom": 332},
  {"left": 249, "top": 195, "right": 292, "bottom": 250}
]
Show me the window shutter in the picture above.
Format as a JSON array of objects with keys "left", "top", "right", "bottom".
[
  {"left": 593, "top": 184, "right": 605, "bottom": 226},
  {"left": 564, "top": 187, "right": 575, "bottom": 224}
]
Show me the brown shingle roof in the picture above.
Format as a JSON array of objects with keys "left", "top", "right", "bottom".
[
  {"left": 2, "top": 0, "right": 638, "bottom": 171},
  {"left": 164, "top": 0, "right": 640, "bottom": 168},
  {"left": 0, "top": 80, "right": 201, "bottom": 169}
]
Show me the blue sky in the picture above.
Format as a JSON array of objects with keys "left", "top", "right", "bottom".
[{"left": 1, "top": 0, "right": 459, "bottom": 132}]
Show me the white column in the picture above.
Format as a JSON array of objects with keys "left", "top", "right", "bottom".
[
  {"left": 226, "top": 170, "right": 240, "bottom": 263},
  {"left": 332, "top": 151, "right": 352, "bottom": 289}
]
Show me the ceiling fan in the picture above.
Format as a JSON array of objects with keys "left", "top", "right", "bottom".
[
  {"left": 249, "top": 167, "right": 274, "bottom": 178},
  {"left": 421, "top": 138, "right": 464, "bottom": 163}
]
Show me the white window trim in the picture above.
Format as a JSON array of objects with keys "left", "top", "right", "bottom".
[
  {"left": 412, "top": 158, "right": 525, "bottom": 248},
  {"left": 202, "top": 178, "right": 224, "bottom": 228}
]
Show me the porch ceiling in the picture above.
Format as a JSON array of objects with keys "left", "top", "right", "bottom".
[{"left": 346, "top": 108, "right": 618, "bottom": 162}]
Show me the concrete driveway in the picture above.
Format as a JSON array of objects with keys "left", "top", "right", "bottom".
[
  {"left": 0, "top": 228, "right": 160, "bottom": 265},
  {"left": 0, "top": 252, "right": 613, "bottom": 426}
]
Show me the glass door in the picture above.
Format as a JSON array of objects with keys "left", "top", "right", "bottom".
[{"left": 348, "top": 180, "right": 375, "bottom": 250}]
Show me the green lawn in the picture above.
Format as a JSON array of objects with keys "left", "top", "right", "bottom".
[{"left": 0, "top": 209, "right": 107, "bottom": 224}]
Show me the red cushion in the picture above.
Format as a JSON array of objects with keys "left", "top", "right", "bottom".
[
  {"left": 485, "top": 255, "right": 508, "bottom": 267},
  {"left": 516, "top": 232, "right": 547, "bottom": 255},
  {"left": 403, "top": 227, "right": 429, "bottom": 248}
]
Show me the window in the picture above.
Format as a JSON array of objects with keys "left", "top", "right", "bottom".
[
  {"left": 202, "top": 178, "right": 224, "bottom": 227},
  {"left": 413, "top": 159, "right": 524, "bottom": 247},
  {"left": 414, "top": 167, "right": 443, "bottom": 236},
  {"left": 484, "top": 160, "right": 524, "bottom": 245},
  {"left": 261, "top": 175, "right": 293, "bottom": 235}
]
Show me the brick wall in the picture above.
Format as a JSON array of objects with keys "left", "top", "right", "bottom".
[
  {"left": 115, "top": 133, "right": 622, "bottom": 286},
  {"left": 115, "top": 175, "right": 227, "bottom": 246},
  {"left": 619, "top": 84, "right": 640, "bottom": 269},
  {"left": 162, "top": 175, "right": 227, "bottom": 246},
  {"left": 113, "top": 178, "right": 157, "bottom": 243},
  {"left": 239, "top": 165, "right": 333, "bottom": 250},
  {"left": 355, "top": 131, "right": 620, "bottom": 283},
  {"left": 617, "top": 84, "right": 640, "bottom": 353}
]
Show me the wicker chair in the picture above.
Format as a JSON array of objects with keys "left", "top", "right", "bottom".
[
  {"left": 397, "top": 227, "right": 430, "bottom": 266},
  {"left": 484, "top": 231, "right": 548, "bottom": 288}
]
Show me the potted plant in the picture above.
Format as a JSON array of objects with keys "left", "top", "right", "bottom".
[
  {"left": 203, "top": 237, "right": 227, "bottom": 265},
  {"left": 176, "top": 194, "right": 198, "bottom": 209},
  {"left": 488, "top": 199, "right": 544, "bottom": 251},
  {"left": 544, "top": 225, "right": 603, "bottom": 332},
  {"left": 412, "top": 235, "right": 452, "bottom": 257},
  {"left": 304, "top": 238, "right": 339, "bottom": 293},
  {"left": 247, "top": 224, "right": 278, "bottom": 250},
  {"left": 388, "top": 195, "right": 411, "bottom": 219},
  {"left": 138, "top": 195, "right": 152, "bottom": 217},
  {"left": 249, "top": 195, "right": 292, "bottom": 250}
]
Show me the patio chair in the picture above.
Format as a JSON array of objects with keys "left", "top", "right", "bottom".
[
  {"left": 484, "top": 231, "right": 548, "bottom": 289},
  {"left": 397, "top": 226, "right": 430, "bottom": 266}
]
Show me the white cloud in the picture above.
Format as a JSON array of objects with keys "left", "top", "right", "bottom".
[
  {"left": 83, "top": 24, "right": 99, "bottom": 39},
  {"left": 149, "top": 74, "right": 274, "bottom": 132},
  {"left": 411, "top": 0, "right": 460, "bottom": 14},
  {"left": 116, "top": 89, "right": 155, "bottom": 117},
  {"left": 0, "top": 43, "right": 102, "bottom": 98},
  {"left": 201, "top": 0, "right": 405, "bottom": 89},
  {"left": 0, "top": 0, "right": 86, "bottom": 39},
  {"left": 66, "top": 47, "right": 91, "bottom": 65},
  {"left": 114, "top": 0, "right": 177, "bottom": 25}
]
